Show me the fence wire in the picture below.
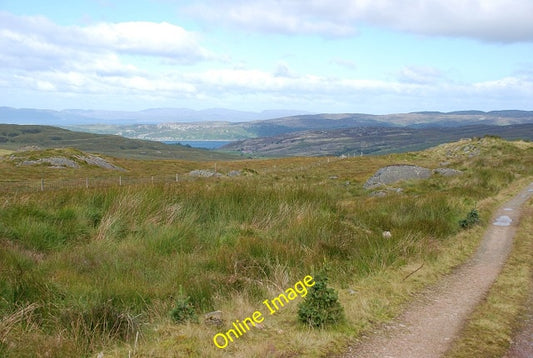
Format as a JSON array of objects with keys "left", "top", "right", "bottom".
[{"left": 0, "top": 174, "right": 196, "bottom": 193}]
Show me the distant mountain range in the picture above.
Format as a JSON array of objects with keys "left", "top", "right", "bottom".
[
  {"left": 0, "top": 107, "right": 310, "bottom": 126},
  {"left": 0, "top": 107, "right": 533, "bottom": 156},
  {"left": 67, "top": 110, "right": 533, "bottom": 141}
]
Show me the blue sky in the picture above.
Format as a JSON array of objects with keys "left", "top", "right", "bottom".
[{"left": 1, "top": 0, "right": 532, "bottom": 114}]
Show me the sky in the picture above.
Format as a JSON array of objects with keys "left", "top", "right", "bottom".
[{"left": 0, "top": 0, "right": 532, "bottom": 114}]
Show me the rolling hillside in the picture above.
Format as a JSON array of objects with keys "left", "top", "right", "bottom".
[
  {"left": 66, "top": 110, "right": 533, "bottom": 141},
  {"left": 0, "top": 124, "right": 237, "bottom": 161},
  {"left": 221, "top": 123, "right": 533, "bottom": 157}
]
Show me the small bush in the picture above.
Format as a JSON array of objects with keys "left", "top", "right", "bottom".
[
  {"left": 298, "top": 270, "right": 344, "bottom": 328},
  {"left": 170, "top": 295, "right": 197, "bottom": 324},
  {"left": 459, "top": 208, "right": 480, "bottom": 229}
]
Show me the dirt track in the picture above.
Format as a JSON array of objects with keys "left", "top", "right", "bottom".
[{"left": 343, "top": 182, "right": 533, "bottom": 358}]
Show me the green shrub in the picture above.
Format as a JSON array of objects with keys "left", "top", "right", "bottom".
[
  {"left": 298, "top": 270, "right": 344, "bottom": 328},
  {"left": 170, "top": 295, "right": 197, "bottom": 324},
  {"left": 459, "top": 208, "right": 480, "bottom": 229}
]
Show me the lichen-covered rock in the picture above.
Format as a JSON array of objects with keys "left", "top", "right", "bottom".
[
  {"left": 20, "top": 157, "right": 79, "bottom": 169},
  {"left": 14, "top": 151, "right": 124, "bottom": 170},
  {"left": 227, "top": 170, "right": 241, "bottom": 177},
  {"left": 75, "top": 154, "right": 124, "bottom": 171},
  {"left": 189, "top": 169, "right": 223, "bottom": 177},
  {"left": 364, "top": 165, "right": 432, "bottom": 189}
]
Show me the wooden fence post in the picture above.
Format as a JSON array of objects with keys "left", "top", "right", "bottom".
[{"left": 41, "top": 178, "right": 44, "bottom": 191}]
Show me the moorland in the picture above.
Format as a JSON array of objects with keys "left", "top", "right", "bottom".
[{"left": 0, "top": 130, "right": 532, "bottom": 357}]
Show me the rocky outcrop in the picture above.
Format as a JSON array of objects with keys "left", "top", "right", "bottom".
[
  {"left": 364, "top": 165, "right": 463, "bottom": 189},
  {"left": 188, "top": 169, "right": 223, "bottom": 178},
  {"left": 75, "top": 154, "right": 124, "bottom": 171},
  {"left": 188, "top": 169, "right": 244, "bottom": 178},
  {"left": 18, "top": 154, "right": 123, "bottom": 170},
  {"left": 227, "top": 170, "right": 242, "bottom": 177},
  {"left": 364, "top": 165, "right": 432, "bottom": 189},
  {"left": 20, "top": 157, "right": 80, "bottom": 168},
  {"left": 21, "top": 157, "right": 80, "bottom": 169}
]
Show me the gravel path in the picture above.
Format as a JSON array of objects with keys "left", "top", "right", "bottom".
[{"left": 343, "top": 182, "right": 533, "bottom": 358}]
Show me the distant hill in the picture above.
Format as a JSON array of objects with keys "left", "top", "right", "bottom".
[
  {"left": 0, "top": 124, "right": 237, "bottom": 161},
  {"left": 66, "top": 113, "right": 392, "bottom": 141},
  {"left": 221, "top": 123, "right": 533, "bottom": 157},
  {"left": 0, "top": 106, "right": 310, "bottom": 126},
  {"left": 2, "top": 107, "right": 532, "bottom": 144},
  {"left": 391, "top": 110, "right": 533, "bottom": 127},
  {"left": 65, "top": 110, "right": 533, "bottom": 141}
]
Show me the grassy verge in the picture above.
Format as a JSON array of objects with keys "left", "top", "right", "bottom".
[{"left": 445, "top": 197, "right": 533, "bottom": 358}]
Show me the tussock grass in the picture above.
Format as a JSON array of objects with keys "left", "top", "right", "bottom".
[{"left": 0, "top": 137, "right": 531, "bottom": 357}]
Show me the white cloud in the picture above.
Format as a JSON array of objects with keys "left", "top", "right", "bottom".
[
  {"left": 472, "top": 76, "right": 533, "bottom": 97},
  {"left": 2, "top": 60, "right": 532, "bottom": 112},
  {"left": 274, "top": 62, "right": 298, "bottom": 78},
  {"left": 185, "top": 67, "right": 421, "bottom": 97},
  {"left": 0, "top": 11, "right": 215, "bottom": 106},
  {"left": 80, "top": 21, "right": 212, "bottom": 60},
  {"left": 0, "top": 11, "right": 213, "bottom": 71},
  {"left": 330, "top": 58, "right": 357, "bottom": 71},
  {"left": 178, "top": 67, "right": 533, "bottom": 112},
  {"left": 397, "top": 66, "right": 443, "bottom": 85},
  {"left": 0, "top": 11, "right": 205, "bottom": 99},
  {"left": 0, "top": 10, "right": 531, "bottom": 113},
  {"left": 184, "top": 0, "right": 533, "bottom": 42},
  {"left": 185, "top": 0, "right": 355, "bottom": 36}
]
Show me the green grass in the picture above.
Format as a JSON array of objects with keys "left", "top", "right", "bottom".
[{"left": 0, "top": 137, "right": 532, "bottom": 357}]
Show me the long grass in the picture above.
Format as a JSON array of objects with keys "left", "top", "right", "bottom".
[{"left": 0, "top": 137, "right": 531, "bottom": 357}]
